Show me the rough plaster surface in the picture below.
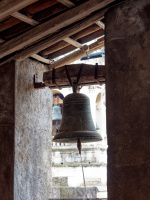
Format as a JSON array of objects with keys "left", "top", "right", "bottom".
[
  {"left": 0, "top": 62, "right": 15, "bottom": 200},
  {"left": 105, "top": 0, "right": 150, "bottom": 199},
  {"left": 52, "top": 187, "right": 98, "bottom": 199},
  {"left": 14, "top": 59, "right": 52, "bottom": 200}
]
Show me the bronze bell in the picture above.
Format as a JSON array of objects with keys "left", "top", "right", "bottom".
[
  {"left": 52, "top": 104, "right": 62, "bottom": 121},
  {"left": 53, "top": 93, "right": 102, "bottom": 143}
]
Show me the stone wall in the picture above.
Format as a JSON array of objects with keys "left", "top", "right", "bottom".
[
  {"left": 105, "top": 0, "right": 150, "bottom": 199},
  {"left": 14, "top": 58, "right": 52, "bottom": 200},
  {"left": 0, "top": 58, "right": 53, "bottom": 200},
  {"left": 52, "top": 186, "right": 98, "bottom": 199},
  {"left": 0, "top": 61, "right": 15, "bottom": 200},
  {"left": 52, "top": 142, "right": 107, "bottom": 199}
]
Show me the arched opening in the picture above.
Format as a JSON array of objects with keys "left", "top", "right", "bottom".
[
  {"left": 52, "top": 90, "right": 64, "bottom": 138},
  {"left": 96, "top": 89, "right": 107, "bottom": 146}
]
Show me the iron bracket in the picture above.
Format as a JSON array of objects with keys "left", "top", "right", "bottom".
[
  {"left": 76, "top": 64, "right": 83, "bottom": 85},
  {"left": 94, "top": 63, "right": 102, "bottom": 86},
  {"left": 34, "top": 74, "right": 45, "bottom": 89},
  {"left": 65, "top": 65, "right": 83, "bottom": 93},
  {"left": 52, "top": 68, "right": 62, "bottom": 90},
  {"left": 65, "top": 66, "right": 73, "bottom": 86}
]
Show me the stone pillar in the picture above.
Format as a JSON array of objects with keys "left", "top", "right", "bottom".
[
  {"left": 105, "top": 0, "right": 150, "bottom": 199},
  {"left": 0, "top": 61, "right": 15, "bottom": 200},
  {"left": 14, "top": 59, "right": 52, "bottom": 200},
  {"left": 0, "top": 59, "right": 52, "bottom": 200}
]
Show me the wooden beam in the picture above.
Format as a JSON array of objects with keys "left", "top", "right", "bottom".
[
  {"left": 63, "top": 37, "right": 82, "bottom": 48},
  {"left": 0, "top": 39, "right": 5, "bottom": 44},
  {"left": 31, "top": 54, "right": 52, "bottom": 64},
  {"left": 15, "top": 9, "right": 106, "bottom": 61},
  {"left": 0, "top": 0, "right": 38, "bottom": 21},
  {"left": 96, "top": 21, "right": 105, "bottom": 29},
  {"left": 78, "top": 29, "right": 104, "bottom": 44},
  {"left": 49, "top": 37, "right": 104, "bottom": 69},
  {"left": 0, "top": 0, "right": 114, "bottom": 59},
  {"left": 71, "top": 24, "right": 102, "bottom": 41},
  {"left": 43, "top": 64, "right": 105, "bottom": 87},
  {"left": 0, "top": 0, "right": 58, "bottom": 32},
  {"left": 57, "top": 0, "right": 75, "bottom": 8},
  {"left": 1, "top": 4, "right": 66, "bottom": 39},
  {"left": 48, "top": 29, "right": 104, "bottom": 59},
  {"left": 41, "top": 24, "right": 100, "bottom": 56},
  {"left": 11, "top": 12, "right": 39, "bottom": 26}
]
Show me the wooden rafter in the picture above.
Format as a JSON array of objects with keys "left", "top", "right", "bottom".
[
  {"left": 57, "top": 0, "right": 75, "bottom": 8},
  {"left": 15, "top": 8, "right": 106, "bottom": 61},
  {"left": 11, "top": 12, "right": 39, "bottom": 26},
  {"left": 57, "top": 0, "right": 104, "bottom": 56},
  {"left": 57, "top": 0, "right": 83, "bottom": 50},
  {"left": 0, "top": 39, "right": 5, "bottom": 44},
  {"left": 0, "top": 4, "right": 66, "bottom": 40},
  {"left": 63, "top": 37, "right": 82, "bottom": 48},
  {"left": 96, "top": 21, "right": 105, "bottom": 29},
  {"left": 0, "top": 0, "right": 114, "bottom": 59},
  {"left": 41, "top": 24, "right": 101, "bottom": 56},
  {"left": 31, "top": 54, "right": 52, "bottom": 64},
  {"left": 49, "top": 37, "right": 104, "bottom": 69},
  {"left": 47, "top": 29, "right": 104, "bottom": 59},
  {"left": 0, "top": 0, "right": 38, "bottom": 21},
  {"left": 0, "top": 0, "right": 58, "bottom": 32}
]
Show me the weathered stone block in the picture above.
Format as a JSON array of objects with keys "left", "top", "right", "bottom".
[{"left": 53, "top": 177, "right": 68, "bottom": 186}]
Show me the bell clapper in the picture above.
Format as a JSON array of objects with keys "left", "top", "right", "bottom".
[
  {"left": 77, "top": 138, "right": 88, "bottom": 200},
  {"left": 77, "top": 138, "right": 81, "bottom": 155}
]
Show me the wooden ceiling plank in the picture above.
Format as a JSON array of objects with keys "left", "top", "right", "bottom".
[
  {"left": 0, "top": 17, "right": 21, "bottom": 32},
  {"left": 63, "top": 37, "right": 82, "bottom": 48},
  {"left": 33, "top": 3, "right": 67, "bottom": 22},
  {"left": 31, "top": 54, "right": 52, "bottom": 64},
  {"left": 41, "top": 41, "right": 69, "bottom": 56},
  {"left": 0, "top": 0, "right": 38, "bottom": 21},
  {"left": 49, "top": 37, "right": 104, "bottom": 69},
  {"left": 0, "top": 0, "right": 114, "bottom": 59},
  {"left": 15, "top": 8, "right": 106, "bottom": 61},
  {"left": 25, "top": 0, "right": 58, "bottom": 15},
  {"left": 0, "top": 0, "right": 57, "bottom": 32},
  {"left": 2, "top": 23, "right": 32, "bottom": 40},
  {"left": 1, "top": 4, "right": 66, "bottom": 39},
  {"left": 11, "top": 12, "right": 39, "bottom": 26},
  {"left": 0, "top": 0, "right": 58, "bottom": 32},
  {"left": 41, "top": 24, "right": 100, "bottom": 56},
  {"left": 96, "top": 20, "right": 105, "bottom": 29},
  {"left": 57, "top": 0, "right": 75, "bottom": 8}
]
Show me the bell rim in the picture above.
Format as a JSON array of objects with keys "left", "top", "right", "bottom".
[{"left": 53, "top": 130, "right": 102, "bottom": 143}]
